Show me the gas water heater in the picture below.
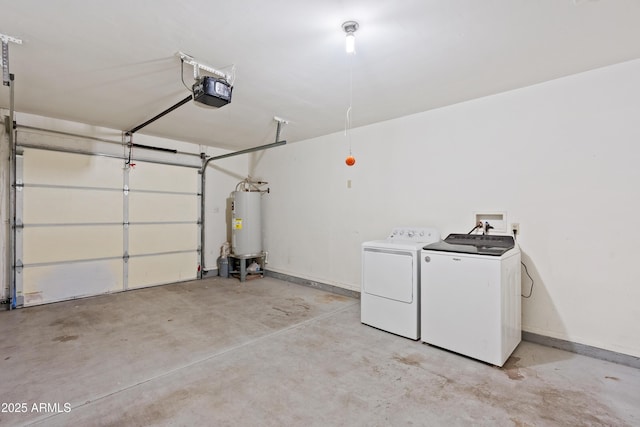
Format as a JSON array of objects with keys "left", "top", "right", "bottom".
[{"left": 231, "top": 179, "right": 268, "bottom": 256}]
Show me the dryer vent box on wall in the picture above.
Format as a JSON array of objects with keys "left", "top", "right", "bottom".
[{"left": 192, "top": 76, "right": 232, "bottom": 108}]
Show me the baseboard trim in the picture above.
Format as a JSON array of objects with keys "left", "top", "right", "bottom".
[
  {"left": 522, "top": 331, "right": 640, "bottom": 369},
  {"left": 264, "top": 270, "right": 360, "bottom": 300}
]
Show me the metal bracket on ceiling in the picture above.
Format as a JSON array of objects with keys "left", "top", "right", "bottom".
[
  {"left": 0, "top": 34, "right": 22, "bottom": 44},
  {"left": 176, "top": 51, "right": 232, "bottom": 83},
  {"left": 1, "top": 33, "right": 22, "bottom": 86},
  {"left": 274, "top": 116, "right": 289, "bottom": 143}
]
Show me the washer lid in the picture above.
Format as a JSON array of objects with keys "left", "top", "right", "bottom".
[{"left": 423, "top": 234, "right": 515, "bottom": 256}]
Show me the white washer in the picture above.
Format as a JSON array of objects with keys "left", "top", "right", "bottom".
[
  {"left": 361, "top": 227, "right": 440, "bottom": 340},
  {"left": 421, "top": 234, "right": 521, "bottom": 366}
]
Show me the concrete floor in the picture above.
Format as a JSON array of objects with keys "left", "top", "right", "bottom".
[{"left": 1, "top": 277, "right": 638, "bottom": 426}]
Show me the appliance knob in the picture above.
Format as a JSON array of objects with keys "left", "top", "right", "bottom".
[{"left": 424, "top": 256, "right": 431, "bottom": 263}]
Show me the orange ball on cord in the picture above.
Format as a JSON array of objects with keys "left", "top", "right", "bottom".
[{"left": 345, "top": 155, "right": 356, "bottom": 166}]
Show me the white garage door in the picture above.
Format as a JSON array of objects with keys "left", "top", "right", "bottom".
[
  {"left": 127, "top": 161, "right": 199, "bottom": 289},
  {"left": 17, "top": 146, "right": 199, "bottom": 306}
]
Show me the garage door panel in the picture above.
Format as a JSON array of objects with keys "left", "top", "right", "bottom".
[
  {"left": 128, "top": 252, "right": 197, "bottom": 289},
  {"left": 129, "top": 193, "right": 198, "bottom": 222},
  {"left": 23, "top": 259, "right": 123, "bottom": 306},
  {"left": 23, "top": 226, "right": 122, "bottom": 264},
  {"left": 24, "top": 187, "right": 122, "bottom": 224},
  {"left": 23, "top": 149, "right": 123, "bottom": 188},
  {"left": 129, "top": 224, "right": 198, "bottom": 255},
  {"left": 129, "top": 162, "right": 197, "bottom": 193}
]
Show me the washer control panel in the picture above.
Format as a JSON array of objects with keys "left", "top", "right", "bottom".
[{"left": 388, "top": 227, "right": 440, "bottom": 243}]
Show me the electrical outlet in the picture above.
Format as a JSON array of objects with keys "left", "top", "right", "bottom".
[{"left": 511, "top": 223, "right": 520, "bottom": 235}]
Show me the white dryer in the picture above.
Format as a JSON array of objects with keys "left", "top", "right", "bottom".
[{"left": 361, "top": 227, "right": 440, "bottom": 340}]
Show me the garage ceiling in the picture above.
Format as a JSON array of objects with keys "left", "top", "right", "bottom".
[{"left": 1, "top": 0, "right": 639, "bottom": 150}]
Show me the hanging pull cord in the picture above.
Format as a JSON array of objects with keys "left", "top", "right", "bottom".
[
  {"left": 344, "top": 106, "right": 352, "bottom": 154},
  {"left": 344, "top": 53, "right": 354, "bottom": 154}
]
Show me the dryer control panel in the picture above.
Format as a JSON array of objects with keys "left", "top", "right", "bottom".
[{"left": 388, "top": 227, "right": 440, "bottom": 243}]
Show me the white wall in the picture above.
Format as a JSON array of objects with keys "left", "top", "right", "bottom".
[{"left": 253, "top": 59, "right": 640, "bottom": 358}]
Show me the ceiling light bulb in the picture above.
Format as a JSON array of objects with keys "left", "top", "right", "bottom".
[
  {"left": 345, "top": 32, "right": 355, "bottom": 54},
  {"left": 342, "top": 21, "right": 359, "bottom": 54}
]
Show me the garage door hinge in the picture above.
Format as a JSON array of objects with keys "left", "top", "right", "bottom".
[
  {"left": 123, "top": 252, "right": 129, "bottom": 263},
  {"left": 123, "top": 221, "right": 129, "bottom": 229},
  {"left": 13, "top": 219, "right": 23, "bottom": 229},
  {"left": 123, "top": 185, "right": 129, "bottom": 195},
  {"left": 14, "top": 179, "right": 23, "bottom": 191},
  {"left": 15, "top": 260, "right": 23, "bottom": 271}
]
